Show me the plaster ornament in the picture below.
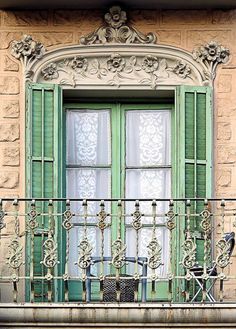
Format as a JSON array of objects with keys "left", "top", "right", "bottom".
[
  {"left": 193, "top": 41, "right": 230, "bottom": 80},
  {"left": 80, "top": 6, "right": 156, "bottom": 44}
]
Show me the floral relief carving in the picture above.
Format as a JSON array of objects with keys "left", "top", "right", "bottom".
[
  {"left": 39, "top": 53, "right": 196, "bottom": 89},
  {"left": 11, "top": 35, "right": 45, "bottom": 72},
  {"left": 80, "top": 6, "right": 156, "bottom": 45},
  {"left": 41, "top": 63, "right": 59, "bottom": 80},
  {"left": 193, "top": 41, "right": 230, "bottom": 80}
]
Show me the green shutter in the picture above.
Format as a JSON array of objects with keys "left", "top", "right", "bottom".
[
  {"left": 177, "top": 85, "right": 212, "bottom": 264},
  {"left": 26, "top": 83, "right": 62, "bottom": 301}
]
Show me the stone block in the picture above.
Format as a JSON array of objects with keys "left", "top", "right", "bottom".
[
  {"left": 0, "top": 32, "right": 22, "bottom": 49},
  {"left": 156, "top": 30, "right": 182, "bottom": 46},
  {"left": 31, "top": 32, "right": 73, "bottom": 47},
  {"left": 130, "top": 10, "right": 158, "bottom": 25},
  {"left": 2, "top": 146, "right": 20, "bottom": 166},
  {"left": 217, "top": 74, "right": 232, "bottom": 93},
  {"left": 0, "top": 76, "right": 20, "bottom": 95},
  {"left": 212, "top": 10, "right": 236, "bottom": 24},
  {"left": 3, "top": 56, "right": 19, "bottom": 72},
  {"left": 217, "top": 169, "right": 231, "bottom": 187},
  {"left": 0, "top": 171, "right": 19, "bottom": 189},
  {"left": 217, "top": 122, "right": 231, "bottom": 140},
  {"left": 53, "top": 10, "right": 102, "bottom": 27},
  {"left": 3, "top": 11, "right": 48, "bottom": 26},
  {"left": 161, "top": 10, "right": 208, "bottom": 25},
  {"left": 216, "top": 97, "right": 236, "bottom": 117},
  {"left": 186, "top": 30, "right": 231, "bottom": 49},
  {"left": 217, "top": 145, "right": 236, "bottom": 164},
  {"left": 0, "top": 123, "right": 19, "bottom": 142},
  {"left": 0, "top": 99, "right": 19, "bottom": 118}
]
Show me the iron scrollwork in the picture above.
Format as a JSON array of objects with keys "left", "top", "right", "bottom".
[
  {"left": 41, "top": 238, "right": 59, "bottom": 268},
  {"left": 62, "top": 209, "right": 74, "bottom": 230},
  {"left": 216, "top": 238, "right": 232, "bottom": 268},
  {"left": 180, "top": 238, "right": 196, "bottom": 269},
  {"left": 76, "top": 238, "right": 93, "bottom": 269},
  {"left": 111, "top": 239, "right": 126, "bottom": 269},
  {"left": 7, "top": 238, "right": 23, "bottom": 270},
  {"left": 147, "top": 237, "right": 163, "bottom": 269}
]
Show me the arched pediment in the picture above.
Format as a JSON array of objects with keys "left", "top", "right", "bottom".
[{"left": 28, "top": 44, "right": 213, "bottom": 89}]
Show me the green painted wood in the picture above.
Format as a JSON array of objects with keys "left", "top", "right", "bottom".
[
  {"left": 26, "top": 83, "right": 62, "bottom": 302},
  {"left": 176, "top": 85, "right": 212, "bottom": 301}
]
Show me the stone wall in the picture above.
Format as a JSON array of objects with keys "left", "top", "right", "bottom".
[{"left": 0, "top": 8, "right": 236, "bottom": 302}]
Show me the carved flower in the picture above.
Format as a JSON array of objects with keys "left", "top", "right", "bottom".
[
  {"left": 142, "top": 55, "right": 159, "bottom": 73},
  {"left": 107, "top": 54, "right": 125, "bottom": 72},
  {"left": 202, "top": 41, "right": 222, "bottom": 61},
  {"left": 70, "top": 56, "right": 88, "bottom": 71},
  {"left": 11, "top": 35, "right": 45, "bottom": 60},
  {"left": 193, "top": 41, "right": 230, "bottom": 64},
  {"left": 104, "top": 6, "right": 127, "bottom": 29},
  {"left": 41, "top": 63, "right": 59, "bottom": 80},
  {"left": 217, "top": 46, "right": 230, "bottom": 63},
  {"left": 173, "top": 61, "right": 191, "bottom": 78}
]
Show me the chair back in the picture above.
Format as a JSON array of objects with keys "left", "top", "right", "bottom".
[{"left": 224, "top": 232, "right": 235, "bottom": 257}]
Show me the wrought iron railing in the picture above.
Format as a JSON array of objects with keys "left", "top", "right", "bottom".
[{"left": 0, "top": 198, "right": 235, "bottom": 303}]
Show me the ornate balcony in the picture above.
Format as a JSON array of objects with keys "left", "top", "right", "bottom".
[{"left": 0, "top": 197, "right": 235, "bottom": 305}]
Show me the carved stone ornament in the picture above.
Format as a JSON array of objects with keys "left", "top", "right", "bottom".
[
  {"left": 11, "top": 35, "right": 45, "bottom": 76},
  {"left": 193, "top": 41, "right": 230, "bottom": 80},
  {"left": 80, "top": 6, "right": 156, "bottom": 45},
  {"left": 10, "top": 15, "right": 229, "bottom": 87},
  {"left": 36, "top": 51, "right": 199, "bottom": 89}
]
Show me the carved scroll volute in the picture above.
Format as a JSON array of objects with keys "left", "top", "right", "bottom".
[{"left": 80, "top": 6, "right": 157, "bottom": 45}]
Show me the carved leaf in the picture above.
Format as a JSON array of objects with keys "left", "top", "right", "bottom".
[{"left": 157, "top": 59, "right": 169, "bottom": 79}]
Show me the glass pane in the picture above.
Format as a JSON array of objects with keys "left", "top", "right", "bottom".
[
  {"left": 125, "top": 169, "right": 170, "bottom": 224},
  {"left": 66, "top": 109, "right": 111, "bottom": 166},
  {"left": 66, "top": 168, "right": 111, "bottom": 222},
  {"left": 126, "top": 168, "right": 171, "bottom": 198},
  {"left": 126, "top": 110, "right": 171, "bottom": 166}
]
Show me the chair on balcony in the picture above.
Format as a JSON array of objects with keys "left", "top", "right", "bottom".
[
  {"left": 190, "top": 232, "right": 235, "bottom": 302},
  {"left": 86, "top": 256, "right": 148, "bottom": 302}
]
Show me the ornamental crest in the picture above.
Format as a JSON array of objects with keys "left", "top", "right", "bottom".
[{"left": 80, "top": 6, "right": 156, "bottom": 45}]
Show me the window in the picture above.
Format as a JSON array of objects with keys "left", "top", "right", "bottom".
[{"left": 26, "top": 83, "right": 212, "bottom": 302}]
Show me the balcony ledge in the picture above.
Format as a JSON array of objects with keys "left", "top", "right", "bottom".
[{"left": 1, "top": 303, "right": 236, "bottom": 328}]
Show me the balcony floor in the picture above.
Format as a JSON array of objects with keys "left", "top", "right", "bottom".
[{"left": 1, "top": 303, "right": 236, "bottom": 328}]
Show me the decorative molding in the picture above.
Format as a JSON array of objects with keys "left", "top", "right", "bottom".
[
  {"left": 8, "top": 8, "right": 230, "bottom": 87},
  {"left": 38, "top": 52, "right": 196, "bottom": 89},
  {"left": 80, "top": 6, "right": 156, "bottom": 45},
  {"left": 10, "top": 39, "right": 230, "bottom": 88}
]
